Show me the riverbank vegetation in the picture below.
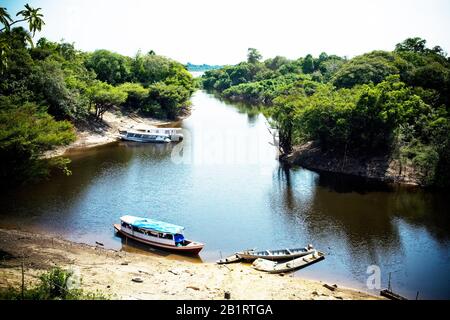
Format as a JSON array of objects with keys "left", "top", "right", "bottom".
[
  {"left": 202, "top": 44, "right": 450, "bottom": 187},
  {"left": 0, "top": 266, "right": 110, "bottom": 300},
  {"left": 0, "top": 4, "right": 195, "bottom": 187}
]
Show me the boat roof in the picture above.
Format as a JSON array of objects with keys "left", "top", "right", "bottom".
[
  {"left": 125, "top": 129, "right": 169, "bottom": 135},
  {"left": 120, "top": 215, "right": 184, "bottom": 234}
]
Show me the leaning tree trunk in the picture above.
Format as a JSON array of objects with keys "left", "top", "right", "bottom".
[{"left": 278, "top": 121, "right": 293, "bottom": 156}]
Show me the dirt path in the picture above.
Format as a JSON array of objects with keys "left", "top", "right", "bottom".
[{"left": 0, "top": 228, "right": 381, "bottom": 300}]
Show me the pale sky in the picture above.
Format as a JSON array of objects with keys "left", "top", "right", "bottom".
[{"left": 2, "top": 0, "right": 450, "bottom": 65}]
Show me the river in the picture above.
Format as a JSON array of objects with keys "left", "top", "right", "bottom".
[{"left": 0, "top": 90, "right": 449, "bottom": 299}]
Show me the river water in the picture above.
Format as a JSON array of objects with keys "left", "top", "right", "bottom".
[{"left": 1, "top": 90, "right": 449, "bottom": 299}]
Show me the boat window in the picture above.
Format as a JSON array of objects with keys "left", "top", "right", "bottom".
[
  {"left": 132, "top": 226, "right": 144, "bottom": 233},
  {"left": 161, "top": 233, "right": 173, "bottom": 240},
  {"left": 149, "top": 231, "right": 158, "bottom": 237}
]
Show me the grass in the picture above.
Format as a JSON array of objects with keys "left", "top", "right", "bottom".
[{"left": 0, "top": 267, "right": 112, "bottom": 300}]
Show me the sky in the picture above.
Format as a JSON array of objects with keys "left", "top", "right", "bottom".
[{"left": 2, "top": 0, "right": 450, "bottom": 65}]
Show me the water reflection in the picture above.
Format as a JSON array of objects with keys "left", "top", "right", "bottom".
[
  {"left": 0, "top": 90, "right": 448, "bottom": 299},
  {"left": 270, "top": 164, "right": 449, "bottom": 298}
]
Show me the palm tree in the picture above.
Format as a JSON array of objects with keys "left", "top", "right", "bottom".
[
  {"left": 0, "top": 4, "right": 45, "bottom": 36},
  {"left": 17, "top": 4, "right": 45, "bottom": 36},
  {"left": 0, "top": 7, "right": 13, "bottom": 31}
]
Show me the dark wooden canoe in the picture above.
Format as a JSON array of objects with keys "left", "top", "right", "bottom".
[
  {"left": 238, "top": 246, "right": 315, "bottom": 261},
  {"left": 380, "top": 289, "right": 408, "bottom": 300}
]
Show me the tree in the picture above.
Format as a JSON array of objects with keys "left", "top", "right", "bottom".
[
  {"left": 333, "top": 51, "right": 400, "bottom": 88},
  {"left": 395, "top": 37, "right": 427, "bottom": 54},
  {"left": 247, "top": 48, "right": 262, "bottom": 64},
  {"left": 144, "top": 82, "right": 191, "bottom": 119},
  {"left": 85, "top": 50, "right": 131, "bottom": 85},
  {"left": 118, "top": 82, "right": 149, "bottom": 109},
  {"left": 302, "top": 54, "right": 315, "bottom": 74},
  {"left": 87, "top": 81, "right": 127, "bottom": 120},
  {"left": 0, "top": 4, "right": 45, "bottom": 36},
  {"left": 0, "top": 4, "right": 45, "bottom": 69},
  {"left": 0, "top": 96, "right": 76, "bottom": 186},
  {"left": 0, "top": 7, "right": 12, "bottom": 31}
]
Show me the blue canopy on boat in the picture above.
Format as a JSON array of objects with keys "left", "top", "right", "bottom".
[{"left": 122, "top": 215, "right": 184, "bottom": 234}]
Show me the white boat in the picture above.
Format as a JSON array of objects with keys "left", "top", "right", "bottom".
[
  {"left": 118, "top": 125, "right": 183, "bottom": 143},
  {"left": 114, "top": 215, "right": 204, "bottom": 254}
]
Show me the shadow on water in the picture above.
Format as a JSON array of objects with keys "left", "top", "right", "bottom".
[{"left": 273, "top": 164, "right": 450, "bottom": 298}]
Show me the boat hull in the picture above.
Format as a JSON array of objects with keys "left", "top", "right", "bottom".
[
  {"left": 119, "top": 136, "right": 170, "bottom": 143},
  {"left": 252, "top": 251, "right": 325, "bottom": 273},
  {"left": 114, "top": 224, "right": 204, "bottom": 255},
  {"left": 238, "top": 248, "right": 314, "bottom": 261}
]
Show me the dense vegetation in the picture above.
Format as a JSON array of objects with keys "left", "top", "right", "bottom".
[
  {"left": 0, "top": 4, "right": 195, "bottom": 186},
  {"left": 203, "top": 45, "right": 450, "bottom": 187},
  {"left": 0, "top": 267, "right": 110, "bottom": 300}
]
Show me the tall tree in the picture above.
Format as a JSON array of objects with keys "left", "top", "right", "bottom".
[{"left": 247, "top": 48, "right": 262, "bottom": 64}]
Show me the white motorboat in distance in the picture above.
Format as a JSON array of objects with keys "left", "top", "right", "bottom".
[{"left": 118, "top": 125, "right": 183, "bottom": 143}]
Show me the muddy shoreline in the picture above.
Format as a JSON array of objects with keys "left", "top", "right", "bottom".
[
  {"left": 0, "top": 228, "right": 381, "bottom": 300},
  {"left": 284, "top": 141, "right": 422, "bottom": 186}
]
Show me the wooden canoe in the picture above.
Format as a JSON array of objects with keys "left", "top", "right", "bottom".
[
  {"left": 252, "top": 251, "right": 325, "bottom": 273},
  {"left": 216, "top": 253, "right": 243, "bottom": 264},
  {"left": 238, "top": 246, "right": 315, "bottom": 261},
  {"left": 380, "top": 289, "right": 408, "bottom": 300}
]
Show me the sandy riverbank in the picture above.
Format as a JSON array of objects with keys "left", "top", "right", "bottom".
[
  {"left": 44, "top": 109, "right": 186, "bottom": 159},
  {"left": 0, "top": 228, "right": 381, "bottom": 300}
]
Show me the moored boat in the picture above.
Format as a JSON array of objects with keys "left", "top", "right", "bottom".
[
  {"left": 252, "top": 251, "right": 325, "bottom": 273},
  {"left": 216, "top": 253, "right": 243, "bottom": 265},
  {"left": 114, "top": 215, "right": 204, "bottom": 254},
  {"left": 237, "top": 245, "right": 315, "bottom": 261},
  {"left": 118, "top": 125, "right": 183, "bottom": 143}
]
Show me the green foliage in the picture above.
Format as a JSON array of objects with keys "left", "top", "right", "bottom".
[
  {"left": 0, "top": 96, "right": 76, "bottom": 186},
  {"left": 0, "top": 4, "right": 195, "bottom": 186},
  {"left": 332, "top": 51, "right": 401, "bottom": 88},
  {"left": 0, "top": 267, "right": 110, "bottom": 300},
  {"left": 144, "top": 82, "right": 191, "bottom": 119},
  {"left": 85, "top": 49, "right": 131, "bottom": 85},
  {"left": 118, "top": 82, "right": 149, "bottom": 109},
  {"left": 247, "top": 48, "right": 262, "bottom": 64},
  {"left": 87, "top": 81, "right": 127, "bottom": 120},
  {"left": 223, "top": 74, "right": 314, "bottom": 105},
  {"left": 205, "top": 38, "right": 450, "bottom": 187}
]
